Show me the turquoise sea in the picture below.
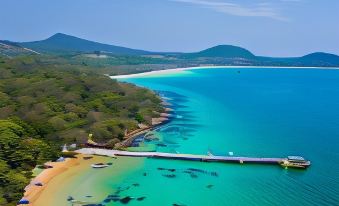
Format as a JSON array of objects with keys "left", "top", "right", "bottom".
[
  {"left": 113, "top": 68, "right": 339, "bottom": 206},
  {"left": 65, "top": 68, "right": 339, "bottom": 206}
]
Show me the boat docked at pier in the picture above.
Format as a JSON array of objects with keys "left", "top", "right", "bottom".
[{"left": 280, "top": 156, "right": 311, "bottom": 169}]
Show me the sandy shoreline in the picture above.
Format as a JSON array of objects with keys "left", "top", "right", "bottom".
[
  {"left": 22, "top": 154, "right": 144, "bottom": 206},
  {"left": 110, "top": 65, "right": 339, "bottom": 79},
  {"left": 19, "top": 156, "right": 83, "bottom": 206},
  {"left": 20, "top": 154, "right": 107, "bottom": 206}
]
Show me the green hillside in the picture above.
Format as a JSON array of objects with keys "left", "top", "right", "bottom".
[
  {"left": 20, "top": 33, "right": 150, "bottom": 55},
  {"left": 299, "top": 52, "right": 339, "bottom": 66},
  {"left": 187, "top": 45, "right": 256, "bottom": 59},
  {"left": 0, "top": 56, "right": 163, "bottom": 205},
  {"left": 2, "top": 34, "right": 339, "bottom": 67}
]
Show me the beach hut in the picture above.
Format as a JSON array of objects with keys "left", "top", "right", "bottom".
[{"left": 18, "top": 198, "right": 29, "bottom": 204}]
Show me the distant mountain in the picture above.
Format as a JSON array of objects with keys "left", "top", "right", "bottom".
[
  {"left": 187, "top": 45, "right": 255, "bottom": 59},
  {"left": 0, "top": 40, "right": 39, "bottom": 57},
  {"left": 1, "top": 33, "right": 338, "bottom": 66},
  {"left": 192, "top": 46, "right": 339, "bottom": 67},
  {"left": 19, "top": 33, "right": 150, "bottom": 55},
  {"left": 299, "top": 52, "right": 339, "bottom": 66}
]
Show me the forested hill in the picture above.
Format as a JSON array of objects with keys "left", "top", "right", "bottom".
[
  {"left": 185, "top": 45, "right": 256, "bottom": 59},
  {"left": 0, "top": 55, "right": 163, "bottom": 205},
  {"left": 2, "top": 33, "right": 338, "bottom": 67},
  {"left": 19, "top": 33, "right": 150, "bottom": 55}
]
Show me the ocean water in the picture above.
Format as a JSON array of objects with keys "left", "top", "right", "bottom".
[
  {"left": 110, "top": 68, "right": 339, "bottom": 206},
  {"left": 63, "top": 68, "right": 339, "bottom": 206}
]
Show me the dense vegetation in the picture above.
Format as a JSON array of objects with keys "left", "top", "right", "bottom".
[
  {"left": 0, "top": 56, "right": 164, "bottom": 143},
  {"left": 0, "top": 120, "right": 60, "bottom": 205},
  {"left": 0, "top": 56, "right": 163, "bottom": 205}
]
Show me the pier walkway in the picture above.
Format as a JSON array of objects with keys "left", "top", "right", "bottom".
[{"left": 76, "top": 148, "right": 285, "bottom": 165}]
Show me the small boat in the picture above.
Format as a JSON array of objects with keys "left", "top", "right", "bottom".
[
  {"left": 91, "top": 163, "right": 109, "bottom": 168},
  {"left": 34, "top": 182, "right": 43, "bottom": 186},
  {"left": 280, "top": 156, "right": 311, "bottom": 169}
]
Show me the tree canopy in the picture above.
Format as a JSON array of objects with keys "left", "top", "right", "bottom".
[{"left": 0, "top": 56, "right": 163, "bottom": 205}]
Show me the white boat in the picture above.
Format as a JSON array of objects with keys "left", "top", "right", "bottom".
[
  {"left": 279, "top": 156, "right": 311, "bottom": 169},
  {"left": 91, "top": 163, "right": 109, "bottom": 168}
]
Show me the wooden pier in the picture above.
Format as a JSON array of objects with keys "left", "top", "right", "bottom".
[{"left": 76, "top": 148, "right": 286, "bottom": 165}]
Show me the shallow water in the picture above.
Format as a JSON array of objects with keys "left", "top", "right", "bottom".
[
  {"left": 48, "top": 68, "right": 339, "bottom": 206},
  {"left": 34, "top": 156, "right": 144, "bottom": 206},
  {"left": 114, "top": 68, "right": 339, "bottom": 206}
]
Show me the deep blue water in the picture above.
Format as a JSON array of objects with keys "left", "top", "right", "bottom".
[{"left": 113, "top": 68, "right": 339, "bottom": 206}]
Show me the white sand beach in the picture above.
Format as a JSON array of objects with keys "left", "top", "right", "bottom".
[
  {"left": 23, "top": 154, "right": 143, "bottom": 206},
  {"left": 110, "top": 66, "right": 335, "bottom": 79}
]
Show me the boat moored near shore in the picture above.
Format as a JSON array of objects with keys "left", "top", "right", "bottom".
[
  {"left": 91, "top": 163, "right": 109, "bottom": 168},
  {"left": 279, "top": 156, "right": 311, "bottom": 169}
]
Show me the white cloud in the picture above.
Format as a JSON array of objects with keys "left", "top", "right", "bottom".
[{"left": 171, "top": 0, "right": 289, "bottom": 21}]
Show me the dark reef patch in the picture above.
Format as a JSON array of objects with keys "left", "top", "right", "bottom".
[
  {"left": 190, "top": 173, "right": 198, "bottom": 178},
  {"left": 107, "top": 194, "right": 120, "bottom": 201},
  {"left": 187, "top": 168, "right": 206, "bottom": 173},
  {"left": 206, "top": 184, "right": 214, "bottom": 189},
  {"left": 162, "top": 174, "right": 176, "bottom": 178},
  {"left": 211, "top": 172, "right": 219, "bottom": 177},
  {"left": 137, "top": 196, "right": 146, "bottom": 201},
  {"left": 120, "top": 196, "right": 134, "bottom": 204},
  {"left": 156, "top": 143, "right": 167, "bottom": 147}
]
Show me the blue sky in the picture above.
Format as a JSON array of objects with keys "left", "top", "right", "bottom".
[{"left": 1, "top": 0, "right": 338, "bottom": 56}]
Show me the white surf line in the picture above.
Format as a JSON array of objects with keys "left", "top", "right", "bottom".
[{"left": 110, "top": 66, "right": 339, "bottom": 79}]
